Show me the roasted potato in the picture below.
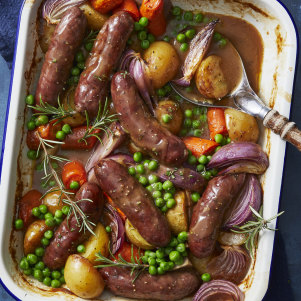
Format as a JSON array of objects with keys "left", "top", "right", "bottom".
[
  {"left": 39, "top": 21, "right": 56, "bottom": 53},
  {"left": 80, "top": 3, "right": 109, "bottom": 30},
  {"left": 144, "top": 41, "right": 180, "bottom": 89},
  {"left": 189, "top": 253, "right": 214, "bottom": 275},
  {"left": 65, "top": 254, "right": 105, "bottom": 299},
  {"left": 42, "top": 188, "right": 66, "bottom": 215},
  {"left": 24, "top": 220, "right": 52, "bottom": 255},
  {"left": 155, "top": 99, "right": 183, "bottom": 135},
  {"left": 125, "top": 219, "right": 154, "bottom": 250},
  {"left": 61, "top": 88, "right": 86, "bottom": 127},
  {"left": 82, "top": 223, "right": 109, "bottom": 265},
  {"left": 166, "top": 191, "right": 188, "bottom": 234},
  {"left": 224, "top": 108, "right": 259, "bottom": 143},
  {"left": 195, "top": 55, "right": 229, "bottom": 99}
]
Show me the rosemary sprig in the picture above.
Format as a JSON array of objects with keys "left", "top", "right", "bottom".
[
  {"left": 79, "top": 98, "right": 118, "bottom": 145},
  {"left": 95, "top": 244, "right": 148, "bottom": 283},
  {"left": 83, "top": 30, "right": 99, "bottom": 44},
  {"left": 37, "top": 134, "right": 96, "bottom": 235},
  {"left": 232, "top": 206, "right": 284, "bottom": 256}
]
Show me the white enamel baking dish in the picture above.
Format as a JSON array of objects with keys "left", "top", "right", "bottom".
[{"left": 0, "top": 0, "right": 297, "bottom": 300}]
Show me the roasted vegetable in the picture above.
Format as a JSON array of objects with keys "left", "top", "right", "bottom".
[
  {"left": 80, "top": 3, "right": 109, "bottom": 30},
  {"left": 207, "top": 108, "right": 228, "bottom": 140},
  {"left": 90, "top": 0, "right": 123, "bottom": 14}
]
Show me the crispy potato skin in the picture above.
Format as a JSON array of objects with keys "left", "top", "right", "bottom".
[{"left": 42, "top": 188, "right": 67, "bottom": 215}]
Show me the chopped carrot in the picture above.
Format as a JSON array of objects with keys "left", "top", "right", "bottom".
[
  {"left": 113, "top": 241, "right": 143, "bottom": 262},
  {"left": 90, "top": 0, "right": 123, "bottom": 14},
  {"left": 104, "top": 192, "right": 127, "bottom": 221},
  {"left": 140, "top": 0, "right": 166, "bottom": 36},
  {"left": 183, "top": 137, "right": 219, "bottom": 157},
  {"left": 62, "top": 161, "right": 87, "bottom": 190},
  {"left": 207, "top": 108, "right": 228, "bottom": 140},
  {"left": 113, "top": 0, "right": 140, "bottom": 21}
]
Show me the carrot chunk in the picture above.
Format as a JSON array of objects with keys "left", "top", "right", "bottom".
[
  {"left": 207, "top": 108, "right": 228, "bottom": 140},
  {"left": 183, "top": 137, "right": 219, "bottom": 157},
  {"left": 114, "top": 0, "right": 140, "bottom": 21}
]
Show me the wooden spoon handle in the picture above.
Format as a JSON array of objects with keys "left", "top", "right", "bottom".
[{"left": 263, "top": 110, "right": 301, "bottom": 151}]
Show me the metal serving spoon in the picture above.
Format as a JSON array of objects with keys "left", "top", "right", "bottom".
[{"left": 171, "top": 46, "right": 301, "bottom": 152}]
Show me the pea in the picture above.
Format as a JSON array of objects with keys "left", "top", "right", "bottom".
[
  {"left": 191, "top": 192, "right": 201, "bottom": 203},
  {"left": 71, "top": 67, "right": 80, "bottom": 76},
  {"left": 168, "top": 261, "right": 175, "bottom": 270},
  {"left": 185, "top": 29, "right": 196, "bottom": 39},
  {"left": 184, "top": 109, "right": 193, "bottom": 118},
  {"left": 141, "top": 40, "right": 150, "bottom": 49},
  {"left": 77, "top": 61, "right": 85, "bottom": 70},
  {"left": 43, "top": 277, "right": 52, "bottom": 286},
  {"left": 162, "top": 114, "right": 172, "bottom": 123},
  {"left": 192, "top": 120, "right": 201, "bottom": 129},
  {"left": 44, "top": 230, "right": 53, "bottom": 240},
  {"left": 169, "top": 250, "right": 181, "bottom": 262},
  {"left": 177, "top": 231, "right": 188, "bottom": 242},
  {"left": 15, "top": 219, "right": 24, "bottom": 230},
  {"left": 154, "top": 249, "right": 164, "bottom": 259},
  {"left": 184, "top": 118, "right": 192, "bottom": 128},
  {"left": 38, "top": 204, "right": 47, "bottom": 214},
  {"left": 166, "top": 198, "right": 176, "bottom": 208},
  {"left": 48, "top": 180, "right": 55, "bottom": 187},
  {"left": 142, "top": 256, "right": 148, "bottom": 264},
  {"left": 139, "top": 176, "right": 148, "bottom": 186},
  {"left": 27, "top": 254, "right": 38, "bottom": 265},
  {"left": 152, "top": 190, "right": 162, "bottom": 199},
  {"left": 56, "top": 131, "right": 66, "bottom": 141},
  {"left": 215, "top": 146, "right": 222, "bottom": 153},
  {"left": 51, "top": 279, "right": 61, "bottom": 288},
  {"left": 155, "top": 266, "right": 164, "bottom": 275},
  {"left": 207, "top": 155, "right": 212, "bottom": 161},
  {"left": 35, "top": 261, "right": 45, "bottom": 270},
  {"left": 214, "top": 133, "right": 224, "bottom": 144},
  {"left": 162, "top": 180, "right": 173, "bottom": 190},
  {"left": 27, "top": 150, "right": 38, "bottom": 160},
  {"left": 203, "top": 171, "right": 212, "bottom": 180},
  {"left": 148, "top": 257, "right": 156, "bottom": 266},
  {"left": 199, "top": 114, "right": 207, "bottom": 122},
  {"left": 176, "top": 33, "right": 186, "bottom": 43},
  {"left": 25, "top": 94, "right": 34, "bottom": 105},
  {"left": 148, "top": 160, "right": 158, "bottom": 171},
  {"left": 211, "top": 168, "right": 219, "bottom": 176},
  {"left": 164, "top": 85, "right": 172, "bottom": 94},
  {"left": 42, "top": 267, "right": 51, "bottom": 277},
  {"left": 77, "top": 244, "right": 85, "bottom": 253},
  {"left": 213, "top": 32, "right": 222, "bottom": 42},
  {"left": 147, "top": 175, "right": 157, "bottom": 184},
  {"left": 45, "top": 218, "right": 55, "bottom": 227},
  {"left": 161, "top": 205, "right": 168, "bottom": 213},
  {"left": 179, "top": 129, "right": 187, "bottom": 137},
  {"left": 168, "top": 237, "right": 178, "bottom": 247},
  {"left": 157, "top": 88, "right": 166, "bottom": 97},
  {"left": 105, "top": 226, "right": 112, "bottom": 233},
  {"left": 188, "top": 155, "right": 197, "bottom": 165},
  {"left": 138, "top": 30, "right": 147, "bottom": 41},
  {"left": 75, "top": 51, "right": 84, "bottom": 62},
  {"left": 51, "top": 270, "right": 61, "bottom": 280},
  {"left": 163, "top": 36, "right": 170, "bottom": 42},
  {"left": 196, "top": 164, "right": 204, "bottom": 172},
  {"left": 226, "top": 137, "right": 231, "bottom": 144},
  {"left": 148, "top": 33, "right": 155, "bottom": 43},
  {"left": 175, "top": 255, "right": 184, "bottom": 265},
  {"left": 146, "top": 185, "right": 153, "bottom": 193},
  {"left": 176, "top": 243, "right": 186, "bottom": 253},
  {"left": 172, "top": 6, "right": 181, "bottom": 16},
  {"left": 194, "top": 13, "right": 204, "bottom": 23},
  {"left": 54, "top": 217, "right": 63, "bottom": 225},
  {"left": 184, "top": 11, "right": 193, "bottom": 21},
  {"left": 59, "top": 275, "right": 65, "bottom": 284},
  {"left": 203, "top": 16, "right": 210, "bottom": 24},
  {"left": 148, "top": 251, "right": 156, "bottom": 258},
  {"left": 23, "top": 268, "right": 32, "bottom": 276},
  {"left": 85, "top": 42, "right": 93, "bottom": 52},
  {"left": 62, "top": 206, "right": 70, "bottom": 215},
  {"left": 155, "top": 198, "right": 165, "bottom": 208},
  {"left": 139, "top": 16, "right": 149, "bottom": 27},
  {"left": 41, "top": 237, "right": 50, "bottom": 246},
  {"left": 194, "top": 129, "right": 203, "bottom": 137},
  {"left": 133, "top": 152, "right": 143, "bottom": 163},
  {"left": 53, "top": 211, "right": 62, "bottom": 220},
  {"left": 148, "top": 266, "right": 157, "bottom": 275},
  {"left": 34, "top": 269, "right": 43, "bottom": 281},
  {"left": 135, "top": 164, "right": 144, "bottom": 175},
  {"left": 20, "top": 258, "right": 29, "bottom": 270},
  {"left": 201, "top": 273, "right": 211, "bottom": 282},
  {"left": 72, "top": 75, "right": 80, "bottom": 83},
  {"left": 32, "top": 207, "right": 40, "bottom": 217},
  {"left": 27, "top": 121, "right": 36, "bottom": 131},
  {"left": 128, "top": 166, "right": 136, "bottom": 176},
  {"left": 198, "top": 155, "right": 208, "bottom": 165},
  {"left": 35, "top": 247, "right": 44, "bottom": 257},
  {"left": 62, "top": 124, "right": 71, "bottom": 134},
  {"left": 219, "top": 38, "right": 227, "bottom": 47},
  {"left": 185, "top": 86, "right": 193, "bottom": 93},
  {"left": 69, "top": 181, "right": 79, "bottom": 190}
]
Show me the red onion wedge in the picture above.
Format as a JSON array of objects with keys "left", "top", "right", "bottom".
[
  {"left": 207, "top": 246, "right": 251, "bottom": 284},
  {"left": 103, "top": 203, "right": 125, "bottom": 254},
  {"left": 206, "top": 142, "right": 269, "bottom": 175},
  {"left": 43, "top": 0, "right": 87, "bottom": 24},
  {"left": 120, "top": 50, "right": 157, "bottom": 114},
  {"left": 173, "top": 20, "right": 219, "bottom": 87},
  {"left": 224, "top": 175, "right": 262, "bottom": 228},
  {"left": 193, "top": 280, "right": 245, "bottom": 301}
]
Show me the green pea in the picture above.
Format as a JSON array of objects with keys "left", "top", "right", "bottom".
[
  {"left": 213, "top": 32, "right": 222, "bottom": 42},
  {"left": 198, "top": 155, "right": 209, "bottom": 165},
  {"left": 162, "top": 193, "right": 172, "bottom": 201},
  {"left": 172, "top": 6, "right": 181, "bottom": 16},
  {"left": 35, "top": 247, "right": 45, "bottom": 257},
  {"left": 134, "top": 21, "right": 143, "bottom": 31},
  {"left": 157, "top": 88, "right": 166, "bottom": 97},
  {"left": 43, "top": 277, "right": 52, "bottom": 286},
  {"left": 71, "top": 67, "right": 80, "bottom": 76},
  {"left": 44, "top": 230, "right": 53, "bottom": 240},
  {"left": 180, "top": 42, "right": 189, "bottom": 52},
  {"left": 148, "top": 251, "right": 157, "bottom": 258},
  {"left": 146, "top": 185, "right": 153, "bottom": 193},
  {"left": 35, "top": 261, "right": 45, "bottom": 270},
  {"left": 196, "top": 164, "right": 205, "bottom": 172},
  {"left": 85, "top": 42, "right": 93, "bottom": 52},
  {"left": 51, "top": 270, "right": 61, "bottom": 280},
  {"left": 194, "top": 13, "right": 204, "bottom": 23},
  {"left": 25, "top": 94, "right": 34, "bottom": 105},
  {"left": 192, "top": 120, "right": 201, "bottom": 129},
  {"left": 54, "top": 217, "right": 63, "bottom": 225},
  {"left": 201, "top": 273, "right": 211, "bottom": 282},
  {"left": 148, "top": 160, "right": 158, "bottom": 171},
  {"left": 75, "top": 51, "right": 84, "bottom": 62},
  {"left": 179, "top": 129, "right": 187, "bottom": 137},
  {"left": 164, "top": 85, "right": 172, "bottom": 94},
  {"left": 162, "top": 180, "right": 173, "bottom": 190},
  {"left": 152, "top": 182, "right": 163, "bottom": 191},
  {"left": 164, "top": 246, "right": 173, "bottom": 256},
  {"left": 23, "top": 268, "right": 32, "bottom": 276},
  {"left": 62, "top": 206, "right": 70, "bottom": 215},
  {"left": 36, "top": 163, "right": 43, "bottom": 171},
  {"left": 219, "top": 38, "right": 227, "bottom": 47},
  {"left": 155, "top": 266, "right": 164, "bottom": 274},
  {"left": 128, "top": 166, "right": 136, "bottom": 176},
  {"left": 185, "top": 86, "right": 193, "bottom": 93},
  {"left": 32, "top": 207, "right": 41, "bottom": 217},
  {"left": 147, "top": 174, "right": 158, "bottom": 184},
  {"left": 211, "top": 168, "right": 219, "bottom": 176},
  {"left": 51, "top": 279, "right": 61, "bottom": 288},
  {"left": 27, "top": 121, "right": 36, "bottom": 131},
  {"left": 54, "top": 210, "right": 63, "bottom": 219},
  {"left": 72, "top": 75, "right": 80, "bottom": 83},
  {"left": 166, "top": 198, "right": 176, "bottom": 208},
  {"left": 184, "top": 118, "right": 192, "bottom": 128},
  {"left": 56, "top": 131, "right": 66, "bottom": 141},
  {"left": 194, "top": 129, "right": 203, "bottom": 137},
  {"left": 15, "top": 219, "right": 24, "bottom": 230},
  {"left": 191, "top": 192, "right": 201, "bottom": 203},
  {"left": 207, "top": 155, "right": 212, "bottom": 161},
  {"left": 215, "top": 146, "right": 222, "bottom": 153},
  {"left": 136, "top": 164, "right": 145, "bottom": 174},
  {"left": 59, "top": 275, "right": 65, "bottom": 284},
  {"left": 139, "top": 176, "right": 148, "bottom": 186},
  {"left": 34, "top": 269, "right": 43, "bottom": 281},
  {"left": 162, "top": 114, "right": 172, "bottom": 124},
  {"left": 155, "top": 249, "right": 164, "bottom": 259},
  {"left": 152, "top": 190, "right": 162, "bottom": 199},
  {"left": 168, "top": 261, "right": 175, "bottom": 270},
  {"left": 184, "top": 109, "right": 192, "bottom": 118},
  {"left": 177, "top": 231, "right": 188, "bottom": 242},
  {"left": 199, "top": 114, "right": 207, "bottom": 122},
  {"left": 155, "top": 198, "right": 165, "bottom": 208},
  {"left": 69, "top": 181, "right": 79, "bottom": 190},
  {"left": 162, "top": 36, "right": 170, "bottom": 43},
  {"left": 184, "top": 11, "right": 193, "bottom": 21},
  {"left": 41, "top": 237, "right": 50, "bottom": 246},
  {"left": 161, "top": 205, "right": 168, "bottom": 213},
  {"left": 148, "top": 266, "right": 157, "bottom": 275},
  {"left": 185, "top": 29, "right": 196, "bottom": 39},
  {"left": 77, "top": 61, "right": 85, "bottom": 70},
  {"left": 148, "top": 33, "right": 155, "bottom": 43},
  {"left": 138, "top": 30, "right": 147, "bottom": 41},
  {"left": 141, "top": 40, "right": 150, "bottom": 49},
  {"left": 174, "top": 255, "right": 184, "bottom": 265},
  {"left": 77, "top": 244, "right": 85, "bottom": 253},
  {"left": 27, "top": 254, "right": 38, "bottom": 265},
  {"left": 133, "top": 152, "right": 143, "bottom": 163},
  {"left": 227, "top": 137, "right": 231, "bottom": 144},
  {"left": 168, "top": 237, "right": 178, "bottom": 247},
  {"left": 142, "top": 256, "right": 149, "bottom": 264},
  {"left": 42, "top": 267, "right": 51, "bottom": 277},
  {"left": 62, "top": 124, "right": 71, "bottom": 134},
  {"left": 139, "top": 16, "right": 149, "bottom": 27},
  {"left": 214, "top": 133, "right": 224, "bottom": 144},
  {"left": 203, "top": 16, "right": 210, "bottom": 24},
  {"left": 105, "top": 226, "right": 112, "bottom": 233},
  {"left": 27, "top": 150, "right": 39, "bottom": 160},
  {"left": 38, "top": 213, "right": 45, "bottom": 220},
  {"left": 38, "top": 204, "right": 47, "bottom": 214},
  {"left": 176, "top": 33, "right": 186, "bottom": 43},
  {"left": 169, "top": 250, "right": 181, "bottom": 262},
  {"left": 176, "top": 243, "right": 186, "bottom": 253},
  {"left": 45, "top": 218, "right": 55, "bottom": 227},
  {"left": 49, "top": 180, "right": 55, "bottom": 187},
  {"left": 188, "top": 155, "right": 197, "bottom": 165},
  {"left": 202, "top": 171, "right": 212, "bottom": 180},
  {"left": 20, "top": 258, "right": 29, "bottom": 270},
  {"left": 148, "top": 257, "right": 157, "bottom": 266}
]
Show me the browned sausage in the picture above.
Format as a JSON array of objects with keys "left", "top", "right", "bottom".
[
  {"left": 74, "top": 11, "right": 134, "bottom": 117},
  {"left": 43, "top": 182, "right": 103, "bottom": 269},
  {"left": 101, "top": 267, "right": 200, "bottom": 301},
  {"left": 111, "top": 72, "right": 188, "bottom": 166},
  {"left": 35, "top": 7, "right": 87, "bottom": 106},
  {"left": 94, "top": 159, "right": 171, "bottom": 247},
  {"left": 188, "top": 174, "right": 246, "bottom": 258}
]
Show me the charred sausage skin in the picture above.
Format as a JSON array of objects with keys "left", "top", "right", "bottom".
[
  {"left": 35, "top": 7, "right": 87, "bottom": 106},
  {"left": 74, "top": 11, "right": 134, "bottom": 117},
  {"left": 188, "top": 174, "right": 246, "bottom": 258},
  {"left": 101, "top": 266, "right": 200, "bottom": 301},
  {"left": 111, "top": 72, "right": 188, "bottom": 166},
  {"left": 94, "top": 159, "right": 171, "bottom": 247},
  {"left": 43, "top": 182, "right": 103, "bottom": 270}
]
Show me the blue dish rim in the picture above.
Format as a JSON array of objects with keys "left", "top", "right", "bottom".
[{"left": 0, "top": 0, "right": 298, "bottom": 300}]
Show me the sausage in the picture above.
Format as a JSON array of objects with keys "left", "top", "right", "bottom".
[
  {"left": 94, "top": 159, "right": 171, "bottom": 247},
  {"left": 111, "top": 72, "right": 188, "bottom": 166},
  {"left": 100, "top": 267, "right": 200, "bottom": 301},
  {"left": 188, "top": 174, "right": 246, "bottom": 258},
  {"left": 74, "top": 11, "right": 134, "bottom": 117},
  {"left": 35, "top": 7, "right": 87, "bottom": 106},
  {"left": 43, "top": 182, "right": 103, "bottom": 269}
]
